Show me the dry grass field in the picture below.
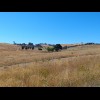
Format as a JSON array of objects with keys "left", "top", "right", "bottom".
[{"left": 0, "top": 43, "right": 100, "bottom": 87}]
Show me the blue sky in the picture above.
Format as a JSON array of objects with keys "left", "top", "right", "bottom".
[{"left": 0, "top": 12, "right": 100, "bottom": 44}]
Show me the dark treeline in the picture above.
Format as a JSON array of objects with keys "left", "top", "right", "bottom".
[
  {"left": 13, "top": 41, "right": 55, "bottom": 46},
  {"left": 13, "top": 41, "right": 63, "bottom": 51},
  {"left": 13, "top": 41, "right": 100, "bottom": 51}
]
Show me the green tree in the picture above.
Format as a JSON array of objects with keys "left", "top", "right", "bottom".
[{"left": 54, "top": 44, "right": 62, "bottom": 52}]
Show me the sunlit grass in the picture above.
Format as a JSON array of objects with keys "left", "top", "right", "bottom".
[{"left": 0, "top": 44, "right": 100, "bottom": 86}]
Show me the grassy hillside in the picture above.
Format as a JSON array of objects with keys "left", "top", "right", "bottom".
[
  {"left": 0, "top": 43, "right": 20, "bottom": 51},
  {"left": 0, "top": 43, "right": 100, "bottom": 86}
]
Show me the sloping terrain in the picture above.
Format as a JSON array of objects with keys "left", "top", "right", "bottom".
[
  {"left": 0, "top": 43, "right": 100, "bottom": 86},
  {"left": 0, "top": 43, "right": 20, "bottom": 51}
]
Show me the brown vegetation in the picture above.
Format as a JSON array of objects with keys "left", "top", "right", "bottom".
[{"left": 0, "top": 43, "right": 100, "bottom": 87}]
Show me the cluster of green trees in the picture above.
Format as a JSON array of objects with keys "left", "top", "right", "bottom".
[{"left": 13, "top": 41, "right": 63, "bottom": 52}]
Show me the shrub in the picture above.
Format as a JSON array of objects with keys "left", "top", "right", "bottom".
[
  {"left": 47, "top": 47, "right": 55, "bottom": 52},
  {"left": 38, "top": 47, "right": 42, "bottom": 50}
]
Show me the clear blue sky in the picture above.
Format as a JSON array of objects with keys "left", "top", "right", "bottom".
[{"left": 0, "top": 12, "right": 100, "bottom": 44}]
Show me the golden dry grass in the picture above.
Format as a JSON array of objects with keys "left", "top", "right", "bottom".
[{"left": 0, "top": 43, "right": 100, "bottom": 87}]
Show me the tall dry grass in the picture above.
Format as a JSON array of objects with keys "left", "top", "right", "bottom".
[
  {"left": 0, "top": 44, "right": 100, "bottom": 86},
  {"left": 0, "top": 55, "right": 100, "bottom": 87},
  {"left": 0, "top": 45, "right": 100, "bottom": 67}
]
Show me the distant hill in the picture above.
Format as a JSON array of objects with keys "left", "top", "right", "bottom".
[
  {"left": 0, "top": 43, "right": 20, "bottom": 51},
  {"left": 0, "top": 43, "right": 100, "bottom": 51},
  {"left": 61, "top": 43, "right": 82, "bottom": 47}
]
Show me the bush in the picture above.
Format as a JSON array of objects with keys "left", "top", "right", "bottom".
[
  {"left": 38, "top": 47, "right": 42, "bottom": 50},
  {"left": 47, "top": 47, "right": 55, "bottom": 52}
]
